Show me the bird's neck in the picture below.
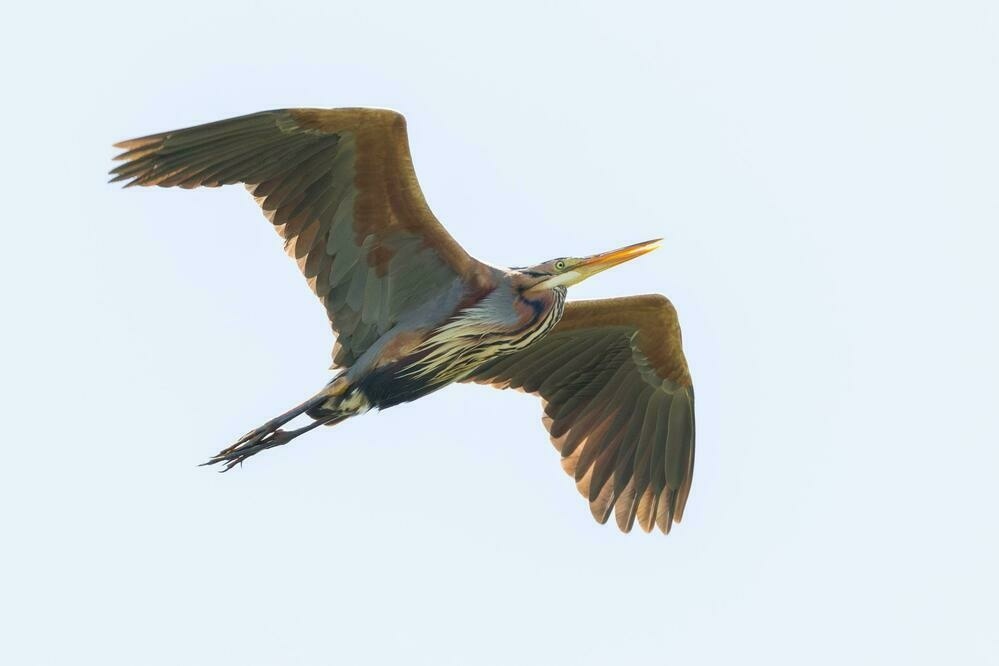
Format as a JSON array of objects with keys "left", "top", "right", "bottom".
[{"left": 515, "top": 285, "right": 566, "bottom": 324}]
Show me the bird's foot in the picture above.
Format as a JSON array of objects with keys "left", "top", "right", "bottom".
[
  {"left": 201, "top": 425, "right": 298, "bottom": 472},
  {"left": 202, "top": 411, "right": 336, "bottom": 471},
  {"left": 200, "top": 383, "right": 354, "bottom": 472}
]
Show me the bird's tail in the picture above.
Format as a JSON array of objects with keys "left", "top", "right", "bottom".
[{"left": 202, "top": 376, "right": 367, "bottom": 471}]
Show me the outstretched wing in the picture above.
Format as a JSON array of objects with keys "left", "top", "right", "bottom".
[
  {"left": 464, "top": 295, "right": 695, "bottom": 534},
  {"left": 111, "top": 108, "right": 491, "bottom": 367}
]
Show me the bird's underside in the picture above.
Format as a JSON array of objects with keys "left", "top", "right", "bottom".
[{"left": 111, "top": 107, "right": 696, "bottom": 534}]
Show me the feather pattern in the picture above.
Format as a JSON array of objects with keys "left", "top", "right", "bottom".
[
  {"left": 111, "top": 108, "right": 494, "bottom": 369},
  {"left": 464, "top": 295, "right": 695, "bottom": 534},
  {"left": 405, "top": 286, "right": 567, "bottom": 385}
]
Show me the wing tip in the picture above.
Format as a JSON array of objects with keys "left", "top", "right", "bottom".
[
  {"left": 112, "top": 135, "right": 162, "bottom": 151},
  {"left": 107, "top": 174, "right": 138, "bottom": 188}
]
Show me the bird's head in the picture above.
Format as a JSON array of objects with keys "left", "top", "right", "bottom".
[{"left": 517, "top": 238, "right": 662, "bottom": 294}]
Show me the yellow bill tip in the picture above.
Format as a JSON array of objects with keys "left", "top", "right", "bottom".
[{"left": 581, "top": 238, "right": 663, "bottom": 271}]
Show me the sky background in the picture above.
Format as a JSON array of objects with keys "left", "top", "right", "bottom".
[{"left": 3, "top": 1, "right": 997, "bottom": 664}]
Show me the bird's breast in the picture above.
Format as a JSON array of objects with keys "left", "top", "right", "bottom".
[{"left": 355, "top": 286, "right": 566, "bottom": 409}]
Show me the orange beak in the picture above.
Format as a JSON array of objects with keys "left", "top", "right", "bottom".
[{"left": 577, "top": 238, "right": 662, "bottom": 275}]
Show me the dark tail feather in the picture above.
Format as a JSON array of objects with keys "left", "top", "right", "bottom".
[{"left": 203, "top": 393, "right": 339, "bottom": 471}]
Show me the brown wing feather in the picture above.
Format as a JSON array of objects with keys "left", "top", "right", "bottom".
[
  {"left": 111, "top": 108, "right": 492, "bottom": 367},
  {"left": 554, "top": 294, "right": 692, "bottom": 388},
  {"left": 287, "top": 109, "right": 476, "bottom": 276},
  {"left": 465, "top": 295, "right": 695, "bottom": 534}
]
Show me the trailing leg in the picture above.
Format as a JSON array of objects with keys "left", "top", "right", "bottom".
[{"left": 203, "top": 377, "right": 367, "bottom": 471}]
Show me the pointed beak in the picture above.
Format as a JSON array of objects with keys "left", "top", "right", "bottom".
[{"left": 577, "top": 238, "right": 662, "bottom": 277}]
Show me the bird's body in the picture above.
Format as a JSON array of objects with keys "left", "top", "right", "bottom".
[
  {"left": 112, "top": 108, "right": 696, "bottom": 533},
  {"left": 352, "top": 279, "right": 566, "bottom": 408}
]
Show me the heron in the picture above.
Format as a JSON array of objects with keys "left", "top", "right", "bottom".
[{"left": 110, "top": 108, "right": 695, "bottom": 534}]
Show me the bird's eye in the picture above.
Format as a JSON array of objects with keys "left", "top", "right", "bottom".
[{"left": 555, "top": 260, "right": 566, "bottom": 271}]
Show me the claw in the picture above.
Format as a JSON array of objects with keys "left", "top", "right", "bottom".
[
  {"left": 202, "top": 418, "right": 335, "bottom": 470},
  {"left": 201, "top": 385, "right": 354, "bottom": 471}
]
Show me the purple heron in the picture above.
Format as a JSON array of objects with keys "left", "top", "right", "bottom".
[{"left": 111, "top": 108, "right": 695, "bottom": 533}]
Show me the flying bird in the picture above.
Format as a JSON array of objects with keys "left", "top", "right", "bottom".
[{"left": 111, "top": 108, "right": 695, "bottom": 534}]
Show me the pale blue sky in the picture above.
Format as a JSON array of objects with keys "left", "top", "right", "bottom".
[{"left": 3, "top": 1, "right": 997, "bottom": 664}]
